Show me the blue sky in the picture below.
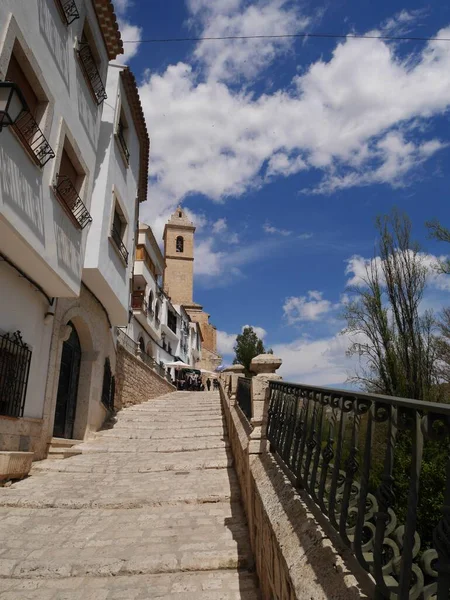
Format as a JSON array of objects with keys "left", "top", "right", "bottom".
[{"left": 113, "top": 0, "right": 450, "bottom": 385}]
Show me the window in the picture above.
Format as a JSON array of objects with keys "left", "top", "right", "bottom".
[
  {"left": 110, "top": 202, "right": 129, "bottom": 265},
  {"left": 178, "top": 211, "right": 182, "bottom": 217},
  {"left": 167, "top": 311, "right": 177, "bottom": 334},
  {"left": 53, "top": 140, "right": 91, "bottom": 229},
  {"left": 116, "top": 108, "right": 130, "bottom": 164},
  {"left": 101, "top": 357, "right": 114, "bottom": 410},
  {"left": 155, "top": 302, "right": 160, "bottom": 324},
  {"left": 0, "top": 331, "right": 32, "bottom": 418},
  {"left": 148, "top": 290, "right": 154, "bottom": 315},
  {"left": 77, "top": 23, "right": 107, "bottom": 105},
  {"left": 135, "top": 245, "right": 157, "bottom": 278},
  {"left": 138, "top": 337, "right": 145, "bottom": 354},
  {"left": 5, "top": 43, "right": 55, "bottom": 167},
  {"left": 176, "top": 236, "right": 184, "bottom": 253}
]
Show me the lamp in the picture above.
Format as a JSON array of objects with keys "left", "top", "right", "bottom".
[{"left": 0, "top": 81, "right": 28, "bottom": 132}]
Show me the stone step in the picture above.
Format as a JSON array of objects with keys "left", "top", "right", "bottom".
[
  {"left": 49, "top": 438, "right": 83, "bottom": 448},
  {"left": 113, "top": 417, "right": 226, "bottom": 427},
  {"left": 0, "top": 468, "right": 240, "bottom": 509},
  {"left": 0, "top": 504, "right": 253, "bottom": 579},
  {"left": 47, "top": 447, "right": 83, "bottom": 460},
  {"left": 95, "top": 427, "right": 226, "bottom": 440},
  {"left": 0, "top": 570, "right": 260, "bottom": 599},
  {"left": 80, "top": 438, "right": 230, "bottom": 453},
  {"left": 32, "top": 449, "right": 233, "bottom": 474}
]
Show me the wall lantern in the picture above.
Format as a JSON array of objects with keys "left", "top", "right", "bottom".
[{"left": 0, "top": 81, "right": 28, "bottom": 132}]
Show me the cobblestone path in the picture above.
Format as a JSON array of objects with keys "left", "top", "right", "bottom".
[{"left": 0, "top": 392, "right": 260, "bottom": 599}]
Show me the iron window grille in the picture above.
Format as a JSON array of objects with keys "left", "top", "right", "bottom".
[
  {"left": 101, "top": 357, "right": 114, "bottom": 410},
  {"left": 53, "top": 175, "right": 92, "bottom": 229},
  {"left": 111, "top": 226, "right": 129, "bottom": 265},
  {"left": 56, "top": 0, "right": 80, "bottom": 24},
  {"left": 77, "top": 42, "right": 107, "bottom": 105},
  {"left": 117, "top": 121, "right": 130, "bottom": 163},
  {"left": 0, "top": 331, "right": 32, "bottom": 418},
  {"left": 13, "top": 111, "right": 55, "bottom": 167}
]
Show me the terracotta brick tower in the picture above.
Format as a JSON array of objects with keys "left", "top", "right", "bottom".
[{"left": 163, "top": 207, "right": 196, "bottom": 305}]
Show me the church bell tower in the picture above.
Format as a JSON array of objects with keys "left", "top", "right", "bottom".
[{"left": 163, "top": 207, "right": 196, "bottom": 305}]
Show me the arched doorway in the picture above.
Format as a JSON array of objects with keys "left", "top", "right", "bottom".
[{"left": 53, "top": 322, "right": 81, "bottom": 439}]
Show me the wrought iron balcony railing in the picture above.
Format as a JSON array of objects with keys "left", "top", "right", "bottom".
[
  {"left": 116, "top": 328, "right": 138, "bottom": 355},
  {"left": 77, "top": 42, "right": 107, "bottom": 105},
  {"left": 0, "top": 331, "right": 32, "bottom": 419},
  {"left": 116, "top": 124, "right": 130, "bottom": 164},
  {"left": 236, "top": 377, "right": 252, "bottom": 422},
  {"left": 56, "top": 0, "right": 80, "bottom": 24},
  {"left": 53, "top": 175, "right": 92, "bottom": 229},
  {"left": 266, "top": 380, "right": 450, "bottom": 600},
  {"left": 111, "top": 226, "right": 129, "bottom": 265},
  {"left": 13, "top": 111, "right": 55, "bottom": 167}
]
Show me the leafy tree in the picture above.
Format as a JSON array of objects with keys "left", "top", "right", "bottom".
[
  {"left": 233, "top": 327, "right": 268, "bottom": 374},
  {"left": 343, "top": 209, "right": 439, "bottom": 401}
]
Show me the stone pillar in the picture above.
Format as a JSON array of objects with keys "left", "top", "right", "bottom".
[
  {"left": 248, "top": 354, "right": 282, "bottom": 455},
  {"left": 225, "top": 364, "right": 246, "bottom": 405}
]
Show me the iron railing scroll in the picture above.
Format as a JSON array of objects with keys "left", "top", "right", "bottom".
[
  {"left": 111, "top": 226, "right": 129, "bottom": 265},
  {"left": 266, "top": 380, "right": 450, "bottom": 600},
  {"left": 57, "top": 0, "right": 80, "bottom": 24},
  {"left": 77, "top": 42, "right": 107, "bottom": 105},
  {"left": 13, "top": 112, "right": 55, "bottom": 167},
  {"left": 0, "top": 331, "right": 32, "bottom": 418},
  {"left": 54, "top": 175, "right": 92, "bottom": 229},
  {"left": 236, "top": 377, "right": 252, "bottom": 422}
]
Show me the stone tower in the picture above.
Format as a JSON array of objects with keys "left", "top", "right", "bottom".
[{"left": 163, "top": 207, "right": 196, "bottom": 305}]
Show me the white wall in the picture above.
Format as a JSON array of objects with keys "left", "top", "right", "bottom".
[
  {"left": 0, "top": 261, "right": 53, "bottom": 419},
  {"left": 83, "top": 65, "right": 141, "bottom": 325},
  {"left": 0, "top": 0, "right": 108, "bottom": 297}
]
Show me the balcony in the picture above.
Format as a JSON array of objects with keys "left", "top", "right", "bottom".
[
  {"left": 131, "top": 293, "right": 147, "bottom": 312},
  {"left": 111, "top": 226, "right": 129, "bottom": 265},
  {"left": 77, "top": 42, "right": 107, "bottom": 105},
  {"left": 53, "top": 175, "right": 92, "bottom": 230},
  {"left": 13, "top": 111, "right": 55, "bottom": 167},
  {"left": 55, "top": 0, "right": 80, "bottom": 24}
]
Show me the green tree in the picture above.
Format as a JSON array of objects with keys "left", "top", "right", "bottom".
[{"left": 233, "top": 327, "right": 267, "bottom": 374}]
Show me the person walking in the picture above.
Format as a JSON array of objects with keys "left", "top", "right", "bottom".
[{"left": 206, "top": 378, "right": 211, "bottom": 391}]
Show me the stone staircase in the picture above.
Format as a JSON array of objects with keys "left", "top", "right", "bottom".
[{"left": 0, "top": 391, "right": 260, "bottom": 599}]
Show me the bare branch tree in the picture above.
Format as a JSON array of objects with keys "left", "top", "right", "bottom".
[{"left": 343, "top": 210, "right": 439, "bottom": 401}]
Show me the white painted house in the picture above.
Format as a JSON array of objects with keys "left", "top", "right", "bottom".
[{"left": 0, "top": 0, "right": 149, "bottom": 461}]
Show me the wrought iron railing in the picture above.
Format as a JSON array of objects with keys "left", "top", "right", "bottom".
[
  {"left": 53, "top": 175, "right": 92, "bottom": 229},
  {"left": 140, "top": 352, "right": 166, "bottom": 379},
  {"left": 116, "top": 328, "right": 138, "bottom": 355},
  {"left": 13, "top": 111, "right": 55, "bottom": 167},
  {"left": 56, "top": 0, "right": 80, "bottom": 24},
  {"left": 266, "top": 380, "right": 450, "bottom": 600},
  {"left": 116, "top": 124, "right": 130, "bottom": 163},
  {"left": 236, "top": 377, "right": 252, "bottom": 421},
  {"left": 0, "top": 331, "right": 32, "bottom": 418},
  {"left": 111, "top": 226, "right": 129, "bottom": 265},
  {"left": 77, "top": 42, "right": 107, "bottom": 105}
]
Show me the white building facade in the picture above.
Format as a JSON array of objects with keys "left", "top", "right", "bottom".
[{"left": 0, "top": 0, "right": 148, "bottom": 459}]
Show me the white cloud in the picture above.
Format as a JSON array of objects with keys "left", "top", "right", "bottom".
[
  {"left": 283, "top": 291, "right": 338, "bottom": 323},
  {"left": 138, "top": 23, "right": 450, "bottom": 227},
  {"left": 189, "top": 0, "right": 311, "bottom": 83},
  {"left": 212, "top": 218, "right": 228, "bottom": 233},
  {"left": 381, "top": 9, "right": 428, "bottom": 35},
  {"left": 113, "top": 0, "right": 130, "bottom": 15},
  {"left": 298, "top": 232, "right": 313, "bottom": 240},
  {"left": 118, "top": 19, "right": 142, "bottom": 63},
  {"left": 272, "top": 331, "right": 357, "bottom": 385},
  {"left": 263, "top": 222, "right": 292, "bottom": 236},
  {"left": 217, "top": 330, "right": 237, "bottom": 355}
]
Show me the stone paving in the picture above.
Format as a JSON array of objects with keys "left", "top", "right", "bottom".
[{"left": 0, "top": 392, "right": 260, "bottom": 599}]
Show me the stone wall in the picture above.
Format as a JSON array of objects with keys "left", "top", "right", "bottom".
[
  {"left": 220, "top": 384, "right": 373, "bottom": 600},
  {"left": 0, "top": 417, "right": 43, "bottom": 455},
  {"left": 115, "top": 344, "right": 175, "bottom": 409}
]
